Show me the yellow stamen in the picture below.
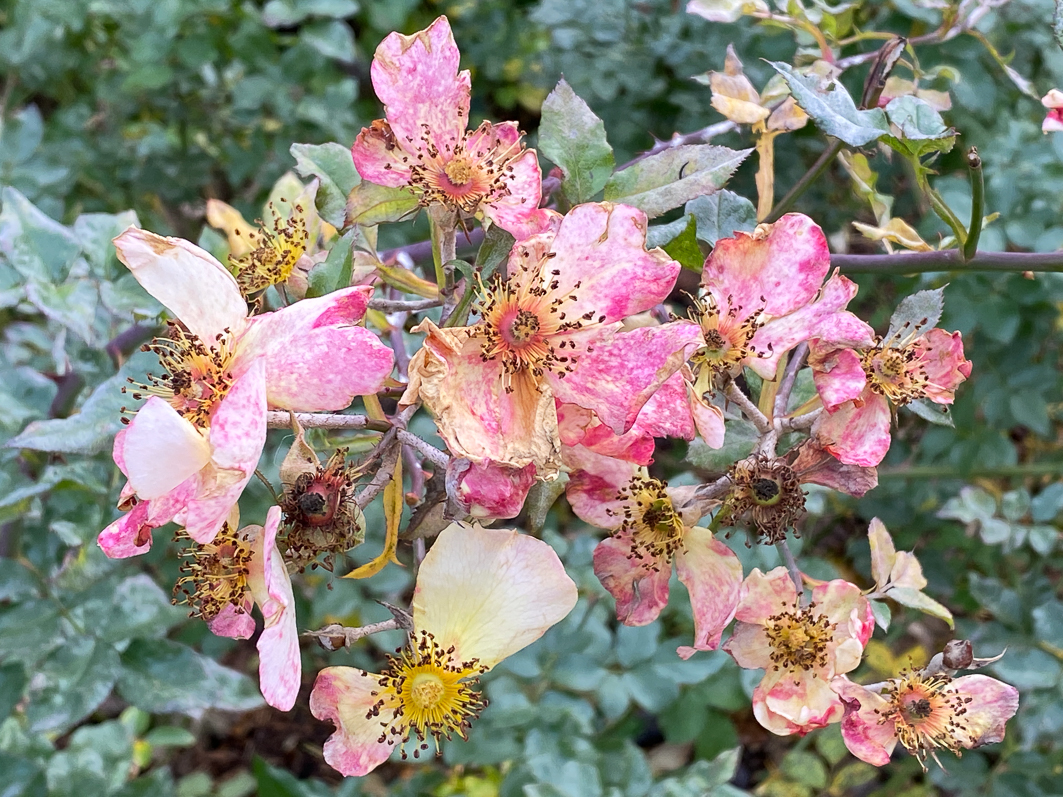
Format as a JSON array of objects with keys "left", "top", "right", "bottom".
[
  {"left": 171, "top": 524, "right": 253, "bottom": 621},
  {"left": 764, "top": 600, "right": 836, "bottom": 672}
]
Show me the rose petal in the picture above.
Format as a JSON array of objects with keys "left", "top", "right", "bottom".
[
  {"left": 412, "top": 522, "right": 577, "bottom": 669},
  {"left": 914, "top": 328, "right": 970, "bottom": 404},
  {"left": 832, "top": 677, "right": 896, "bottom": 766},
  {"left": 351, "top": 120, "right": 414, "bottom": 186},
  {"left": 207, "top": 600, "right": 256, "bottom": 640},
  {"left": 953, "top": 674, "right": 1020, "bottom": 748},
  {"left": 122, "top": 397, "right": 212, "bottom": 500},
  {"left": 592, "top": 533, "right": 672, "bottom": 626},
  {"left": 310, "top": 667, "right": 395, "bottom": 777},
  {"left": 815, "top": 390, "right": 892, "bottom": 467},
  {"left": 723, "top": 620, "right": 773, "bottom": 670},
  {"left": 675, "top": 526, "right": 742, "bottom": 653},
  {"left": 563, "top": 444, "right": 639, "bottom": 528},
  {"left": 760, "top": 671, "right": 844, "bottom": 735},
  {"left": 734, "top": 566, "right": 797, "bottom": 624},
  {"left": 460, "top": 461, "right": 537, "bottom": 520},
  {"left": 482, "top": 149, "right": 553, "bottom": 240},
  {"left": 810, "top": 344, "right": 868, "bottom": 412},
  {"left": 251, "top": 506, "right": 301, "bottom": 711}
]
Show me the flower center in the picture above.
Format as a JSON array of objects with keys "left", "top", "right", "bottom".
[
  {"left": 688, "top": 292, "right": 766, "bottom": 383},
  {"left": 610, "top": 476, "right": 685, "bottom": 568},
  {"left": 443, "top": 157, "right": 473, "bottom": 186},
  {"left": 861, "top": 342, "right": 928, "bottom": 406},
  {"left": 752, "top": 477, "right": 782, "bottom": 505},
  {"left": 280, "top": 450, "right": 363, "bottom": 572},
  {"left": 876, "top": 672, "right": 974, "bottom": 770},
  {"left": 370, "top": 630, "right": 488, "bottom": 759},
  {"left": 764, "top": 601, "right": 836, "bottom": 672},
  {"left": 124, "top": 321, "right": 237, "bottom": 428},
  {"left": 171, "top": 523, "right": 253, "bottom": 621},
  {"left": 719, "top": 457, "right": 805, "bottom": 544},
  {"left": 228, "top": 202, "right": 308, "bottom": 295}
]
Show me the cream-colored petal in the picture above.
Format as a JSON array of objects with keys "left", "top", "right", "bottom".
[
  {"left": 113, "top": 227, "right": 248, "bottom": 342},
  {"left": 123, "top": 397, "right": 212, "bottom": 500},
  {"left": 413, "top": 522, "right": 577, "bottom": 670}
]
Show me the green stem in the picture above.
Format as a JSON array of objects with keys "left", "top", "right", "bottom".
[
  {"left": 765, "top": 139, "right": 843, "bottom": 223},
  {"left": 428, "top": 206, "right": 458, "bottom": 322},
  {"left": 878, "top": 462, "right": 1063, "bottom": 479},
  {"left": 963, "top": 147, "right": 984, "bottom": 262},
  {"left": 832, "top": 249, "right": 1063, "bottom": 274}
]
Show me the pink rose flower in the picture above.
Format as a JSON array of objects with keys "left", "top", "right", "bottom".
[
  {"left": 352, "top": 16, "right": 550, "bottom": 238},
  {"left": 723, "top": 567, "right": 874, "bottom": 735},
  {"left": 1043, "top": 89, "right": 1063, "bottom": 134}
]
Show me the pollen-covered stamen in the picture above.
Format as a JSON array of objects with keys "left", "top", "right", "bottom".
[
  {"left": 406, "top": 121, "right": 525, "bottom": 215},
  {"left": 763, "top": 599, "right": 837, "bottom": 672},
  {"left": 608, "top": 476, "right": 685, "bottom": 568},
  {"left": 228, "top": 201, "right": 309, "bottom": 296},
  {"left": 719, "top": 456, "right": 805, "bottom": 544},
  {"left": 367, "top": 629, "right": 488, "bottom": 759},
  {"left": 860, "top": 337, "right": 931, "bottom": 406},
  {"left": 279, "top": 449, "right": 363, "bottom": 572},
  {"left": 123, "top": 321, "right": 236, "bottom": 427},
  {"left": 171, "top": 523, "right": 253, "bottom": 621},
  {"left": 476, "top": 258, "right": 587, "bottom": 388},
  {"left": 688, "top": 292, "right": 767, "bottom": 382},
  {"left": 876, "top": 671, "right": 974, "bottom": 770}
]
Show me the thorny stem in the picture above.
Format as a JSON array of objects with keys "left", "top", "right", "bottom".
[
  {"left": 303, "top": 619, "right": 403, "bottom": 650},
  {"left": 725, "top": 381, "right": 771, "bottom": 435},
  {"left": 617, "top": 121, "right": 739, "bottom": 170},
  {"left": 831, "top": 249, "right": 1063, "bottom": 274},
  {"left": 776, "top": 538, "right": 805, "bottom": 600},
  {"left": 963, "top": 147, "right": 984, "bottom": 262},
  {"left": 398, "top": 430, "right": 450, "bottom": 469},
  {"left": 779, "top": 408, "right": 823, "bottom": 432}
]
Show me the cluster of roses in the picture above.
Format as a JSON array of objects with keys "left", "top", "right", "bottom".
[{"left": 98, "top": 15, "right": 1018, "bottom": 779}]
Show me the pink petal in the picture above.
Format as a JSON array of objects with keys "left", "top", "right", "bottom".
[
  {"left": 113, "top": 227, "right": 247, "bottom": 342},
  {"left": 482, "top": 149, "right": 552, "bottom": 240},
  {"left": 1042, "top": 88, "right": 1063, "bottom": 109},
  {"left": 810, "top": 344, "right": 867, "bottom": 412},
  {"left": 550, "top": 322, "right": 702, "bottom": 435},
  {"left": 121, "top": 397, "right": 212, "bottom": 500},
  {"left": 238, "top": 286, "right": 394, "bottom": 411},
  {"left": 688, "top": 382, "right": 726, "bottom": 448},
  {"left": 703, "top": 213, "right": 830, "bottom": 320},
  {"left": 722, "top": 620, "right": 773, "bottom": 670},
  {"left": 734, "top": 566, "right": 797, "bottom": 624},
  {"left": 791, "top": 439, "right": 878, "bottom": 498},
  {"left": 747, "top": 273, "right": 865, "bottom": 380},
  {"left": 592, "top": 533, "right": 672, "bottom": 626},
  {"left": 833, "top": 677, "right": 896, "bottom": 765},
  {"left": 532, "top": 203, "right": 680, "bottom": 324},
  {"left": 675, "top": 526, "right": 742, "bottom": 654},
  {"left": 562, "top": 444, "right": 638, "bottom": 528},
  {"left": 251, "top": 506, "right": 301, "bottom": 711},
  {"left": 183, "top": 361, "right": 267, "bottom": 543},
  {"left": 633, "top": 370, "right": 697, "bottom": 441},
  {"left": 1044, "top": 108, "right": 1063, "bottom": 133},
  {"left": 812, "top": 579, "right": 875, "bottom": 657},
  {"left": 351, "top": 121, "right": 414, "bottom": 186},
  {"left": 370, "top": 16, "right": 470, "bottom": 159},
  {"left": 759, "top": 671, "right": 844, "bottom": 735},
  {"left": 310, "top": 667, "right": 395, "bottom": 777},
  {"left": 815, "top": 390, "right": 892, "bottom": 467},
  {"left": 412, "top": 523, "right": 578, "bottom": 669},
  {"left": 952, "top": 674, "right": 1020, "bottom": 747},
  {"left": 913, "top": 328, "right": 971, "bottom": 404},
  {"left": 460, "top": 461, "right": 537, "bottom": 520},
  {"left": 97, "top": 477, "right": 196, "bottom": 558},
  {"left": 207, "top": 600, "right": 255, "bottom": 640}
]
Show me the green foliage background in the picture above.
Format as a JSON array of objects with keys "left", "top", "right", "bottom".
[{"left": 2, "top": 0, "right": 1063, "bottom": 795}]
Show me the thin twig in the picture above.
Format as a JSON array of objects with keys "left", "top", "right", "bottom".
[
  {"left": 396, "top": 429, "right": 450, "bottom": 469},
  {"left": 773, "top": 342, "right": 808, "bottom": 419},
  {"left": 355, "top": 440, "right": 401, "bottom": 510},
  {"left": 765, "top": 140, "right": 842, "bottom": 223},
  {"left": 265, "top": 411, "right": 390, "bottom": 433},
  {"left": 302, "top": 620, "right": 402, "bottom": 650},
  {"left": 832, "top": 249, "right": 1063, "bottom": 274},
  {"left": 776, "top": 538, "right": 804, "bottom": 598},
  {"left": 369, "top": 297, "right": 443, "bottom": 313},
  {"left": 725, "top": 381, "right": 771, "bottom": 434},
  {"left": 779, "top": 407, "right": 823, "bottom": 432}
]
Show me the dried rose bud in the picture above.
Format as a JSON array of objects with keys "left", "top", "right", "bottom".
[
  {"left": 943, "top": 639, "right": 974, "bottom": 670},
  {"left": 718, "top": 455, "right": 805, "bottom": 543},
  {"left": 280, "top": 449, "right": 364, "bottom": 571}
]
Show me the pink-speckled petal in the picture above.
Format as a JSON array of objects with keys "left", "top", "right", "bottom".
[
  {"left": 815, "top": 390, "right": 892, "bottom": 467},
  {"left": 351, "top": 121, "right": 415, "bottom": 187},
  {"left": 747, "top": 273, "right": 865, "bottom": 379},
  {"left": 370, "top": 16, "right": 470, "bottom": 157},
  {"left": 688, "top": 382, "right": 726, "bottom": 448},
  {"left": 703, "top": 213, "right": 830, "bottom": 320},
  {"left": 122, "top": 397, "right": 212, "bottom": 500},
  {"left": 810, "top": 345, "right": 867, "bottom": 412},
  {"left": 556, "top": 402, "right": 594, "bottom": 447},
  {"left": 460, "top": 461, "right": 537, "bottom": 520},
  {"left": 97, "top": 476, "right": 196, "bottom": 558},
  {"left": 310, "top": 667, "right": 395, "bottom": 777},
  {"left": 250, "top": 506, "right": 301, "bottom": 711},
  {"left": 113, "top": 228, "right": 247, "bottom": 342},
  {"left": 593, "top": 533, "right": 672, "bottom": 626},
  {"left": 402, "top": 320, "right": 562, "bottom": 475},
  {"left": 550, "top": 322, "right": 703, "bottom": 435},
  {"left": 723, "top": 620, "right": 773, "bottom": 670},
  {"left": 760, "top": 671, "right": 844, "bottom": 735},
  {"left": 734, "top": 566, "right": 798, "bottom": 624},
  {"left": 675, "top": 526, "right": 742, "bottom": 654},
  {"left": 791, "top": 439, "right": 878, "bottom": 498},
  {"left": 953, "top": 674, "right": 1020, "bottom": 747},
  {"left": 813, "top": 579, "right": 875, "bottom": 653},
  {"left": 1044, "top": 108, "right": 1063, "bottom": 133},
  {"left": 466, "top": 120, "right": 521, "bottom": 156},
  {"left": 413, "top": 523, "right": 577, "bottom": 668},
  {"left": 183, "top": 362, "right": 267, "bottom": 543},
  {"left": 207, "top": 600, "right": 255, "bottom": 640},
  {"left": 533, "top": 203, "right": 680, "bottom": 323},
  {"left": 833, "top": 677, "right": 896, "bottom": 765},
  {"left": 238, "top": 286, "right": 393, "bottom": 411},
  {"left": 914, "top": 328, "right": 971, "bottom": 404},
  {"left": 563, "top": 444, "right": 639, "bottom": 528},
  {"left": 482, "top": 149, "right": 552, "bottom": 240}
]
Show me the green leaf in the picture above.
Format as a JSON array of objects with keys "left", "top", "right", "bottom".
[
  {"left": 25, "top": 279, "right": 99, "bottom": 343},
  {"left": 25, "top": 637, "right": 122, "bottom": 733},
  {"left": 538, "top": 78, "right": 615, "bottom": 204},
  {"left": 262, "top": 0, "right": 359, "bottom": 26},
  {"left": 603, "top": 145, "right": 751, "bottom": 218},
  {"left": 306, "top": 228, "right": 356, "bottom": 298},
  {"left": 0, "top": 599, "right": 64, "bottom": 665},
  {"left": 117, "top": 639, "right": 264, "bottom": 714},
  {"left": 662, "top": 215, "right": 704, "bottom": 271},
  {"left": 886, "top": 586, "right": 954, "bottom": 628},
  {"left": 769, "top": 62, "right": 889, "bottom": 147},
  {"left": 0, "top": 661, "right": 27, "bottom": 721},
  {"left": 686, "top": 190, "right": 757, "bottom": 246},
  {"left": 0, "top": 186, "right": 82, "bottom": 282},
  {"left": 0, "top": 558, "right": 39, "bottom": 601},
  {"left": 6, "top": 349, "right": 155, "bottom": 455},
  {"left": 73, "top": 211, "right": 140, "bottom": 280},
  {"left": 781, "top": 750, "right": 828, "bottom": 789},
  {"left": 525, "top": 473, "right": 569, "bottom": 535},
  {"left": 475, "top": 224, "right": 516, "bottom": 278},
  {"left": 290, "top": 142, "right": 361, "bottom": 228},
  {"left": 686, "top": 418, "right": 758, "bottom": 472},
  {"left": 0, "top": 753, "right": 46, "bottom": 797},
  {"left": 344, "top": 182, "right": 419, "bottom": 227},
  {"left": 905, "top": 398, "right": 954, "bottom": 427},
  {"left": 869, "top": 599, "right": 891, "bottom": 631},
  {"left": 71, "top": 574, "right": 185, "bottom": 644},
  {"left": 142, "top": 726, "right": 197, "bottom": 748},
  {"left": 300, "top": 20, "right": 356, "bottom": 63},
  {"left": 882, "top": 96, "right": 956, "bottom": 157},
  {"left": 885, "top": 287, "right": 944, "bottom": 343}
]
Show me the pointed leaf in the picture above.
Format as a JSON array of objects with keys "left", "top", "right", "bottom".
[
  {"left": 290, "top": 142, "right": 360, "bottom": 228},
  {"left": 662, "top": 214, "right": 704, "bottom": 272},
  {"left": 885, "top": 287, "right": 944, "bottom": 344},
  {"left": 887, "top": 586, "right": 954, "bottom": 628},
  {"left": 769, "top": 62, "right": 889, "bottom": 147},
  {"left": 345, "top": 182, "right": 419, "bottom": 227},
  {"left": 905, "top": 398, "right": 954, "bottom": 427},
  {"left": 687, "top": 189, "right": 757, "bottom": 245},
  {"left": 538, "top": 78, "right": 615, "bottom": 204}
]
